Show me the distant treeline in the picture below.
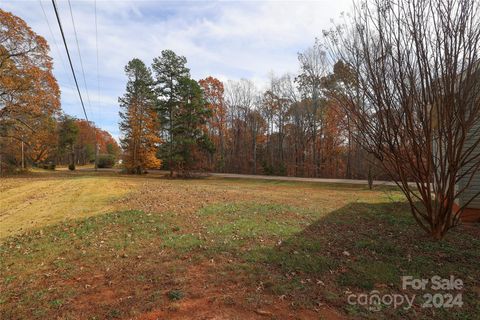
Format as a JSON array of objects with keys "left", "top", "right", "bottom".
[{"left": 119, "top": 47, "right": 379, "bottom": 178}]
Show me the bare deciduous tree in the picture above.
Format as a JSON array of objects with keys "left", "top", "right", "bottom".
[
  {"left": 297, "top": 39, "right": 329, "bottom": 177},
  {"left": 224, "top": 79, "right": 258, "bottom": 172},
  {"left": 324, "top": 0, "right": 480, "bottom": 239}
]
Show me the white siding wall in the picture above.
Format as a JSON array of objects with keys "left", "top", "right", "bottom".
[{"left": 459, "top": 120, "right": 480, "bottom": 208}]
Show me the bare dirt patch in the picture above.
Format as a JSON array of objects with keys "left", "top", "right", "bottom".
[{"left": 133, "top": 260, "right": 345, "bottom": 320}]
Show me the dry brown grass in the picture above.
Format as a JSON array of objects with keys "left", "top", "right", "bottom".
[{"left": 0, "top": 173, "right": 137, "bottom": 238}]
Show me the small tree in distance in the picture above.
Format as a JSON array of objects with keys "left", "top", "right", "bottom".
[
  {"left": 324, "top": 0, "right": 480, "bottom": 239},
  {"left": 58, "top": 115, "right": 78, "bottom": 170},
  {"left": 199, "top": 76, "right": 227, "bottom": 172}
]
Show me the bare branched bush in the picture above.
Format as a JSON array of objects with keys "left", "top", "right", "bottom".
[{"left": 324, "top": 0, "right": 480, "bottom": 239}]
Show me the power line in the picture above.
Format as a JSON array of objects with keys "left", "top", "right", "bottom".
[
  {"left": 67, "top": 0, "right": 94, "bottom": 121},
  {"left": 51, "top": 0, "right": 89, "bottom": 122},
  {"left": 94, "top": 0, "right": 100, "bottom": 170},
  {"left": 67, "top": 0, "right": 100, "bottom": 169},
  {"left": 39, "top": 0, "right": 76, "bottom": 96},
  {"left": 95, "top": 0, "right": 100, "bottom": 112},
  {"left": 40, "top": 0, "right": 86, "bottom": 99}
]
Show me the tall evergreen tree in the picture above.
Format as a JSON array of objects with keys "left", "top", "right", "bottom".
[
  {"left": 119, "top": 58, "right": 161, "bottom": 174},
  {"left": 152, "top": 50, "right": 213, "bottom": 176},
  {"left": 152, "top": 50, "right": 190, "bottom": 176},
  {"left": 172, "top": 77, "right": 214, "bottom": 176}
]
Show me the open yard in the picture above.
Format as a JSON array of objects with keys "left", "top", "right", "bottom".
[{"left": 0, "top": 170, "right": 479, "bottom": 319}]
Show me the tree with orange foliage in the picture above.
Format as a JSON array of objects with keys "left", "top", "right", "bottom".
[
  {"left": 26, "top": 115, "right": 58, "bottom": 164},
  {"left": 321, "top": 101, "right": 346, "bottom": 178},
  {"left": 70, "top": 120, "right": 119, "bottom": 165},
  {"left": 0, "top": 9, "right": 60, "bottom": 131},
  {"left": 199, "top": 77, "right": 227, "bottom": 171},
  {"left": 119, "top": 59, "right": 161, "bottom": 174},
  {"left": 97, "top": 129, "right": 120, "bottom": 157},
  {"left": 0, "top": 9, "right": 60, "bottom": 169},
  {"left": 75, "top": 119, "right": 97, "bottom": 165}
]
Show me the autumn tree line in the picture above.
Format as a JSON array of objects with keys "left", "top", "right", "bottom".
[
  {"left": 0, "top": 9, "right": 120, "bottom": 172},
  {"left": 120, "top": 45, "right": 376, "bottom": 178}
]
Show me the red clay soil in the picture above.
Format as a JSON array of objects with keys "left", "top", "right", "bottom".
[
  {"left": 132, "top": 262, "right": 346, "bottom": 320},
  {"left": 53, "top": 257, "right": 346, "bottom": 320},
  {"left": 136, "top": 301, "right": 344, "bottom": 320}
]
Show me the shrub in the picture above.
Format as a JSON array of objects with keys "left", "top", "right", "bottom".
[
  {"left": 262, "top": 161, "right": 274, "bottom": 175},
  {"left": 68, "top": 163, "right": 75, "bottom": 171},
  {"left": 261, "top": 161, "right": 286, "bottom": 176},
  {"left": 97, "top": 154, "right": 115, "bottom": 168},
  {"left": 41, "top": 162, "right": 56, "bottom": 170}
]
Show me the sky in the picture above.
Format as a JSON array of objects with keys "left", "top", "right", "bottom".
[{"left": 3, "top": 0, "right": 352, "bottom": 139}]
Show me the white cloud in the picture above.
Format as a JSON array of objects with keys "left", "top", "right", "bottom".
[{"left": 3, "top": 0, "right": 352, "bottom": 135}]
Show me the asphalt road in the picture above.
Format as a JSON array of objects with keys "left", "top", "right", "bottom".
[
  {"left": 207, "top": 172, "right": 399, "bottom": 186},
  {"left": 86, "top": 167, "right": 399, "bottom": 186}
]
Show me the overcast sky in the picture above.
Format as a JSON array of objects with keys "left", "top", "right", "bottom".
[{"left": 4, "top": 0, "right": 352, "bottom": 139}]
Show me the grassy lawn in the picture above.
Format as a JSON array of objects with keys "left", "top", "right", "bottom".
[
  {"left": 0, "top": 172, "right": 138, "bottom": 238},
  {"left": 0, "top": 171, "right": 479, "bottom": 319}
]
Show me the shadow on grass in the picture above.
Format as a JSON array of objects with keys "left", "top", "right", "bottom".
[{"left": 238, "top": 201, "right": 480, "bottom": 319}]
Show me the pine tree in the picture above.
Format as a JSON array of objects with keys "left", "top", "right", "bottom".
[
  {"left": 173, "top": 77, "right": 214, "bottom": 176},
  {"left": 119, "top": 59, "right": 161, "bottom": 174},
  {"left": 152, "top": 50, "right": 190, "bottom": 176},
  {"left": 152, "top": 50, "right": 213, "bottom": 176}
]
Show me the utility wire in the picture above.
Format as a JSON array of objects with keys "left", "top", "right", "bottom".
[
  {"left": 67, "top": 0, "right": 94, "bottom": 120},
  {"left": 39, "top": 0, "right": 76, "bottom": 95},
  {"left": 94, "top": 0, "right": 100, "bottom": 170},
  {"left": 95, "top": 0, "right": 100, "bottom": 112},
  {"left": 51, "top": 0, "right": 89, "bottom": 122},
  {"left": 40, "top": 0, "right": 86, "bottom": 99},
  {"left": 67, "top": 0, "right": 100, "bottom": 169}
]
